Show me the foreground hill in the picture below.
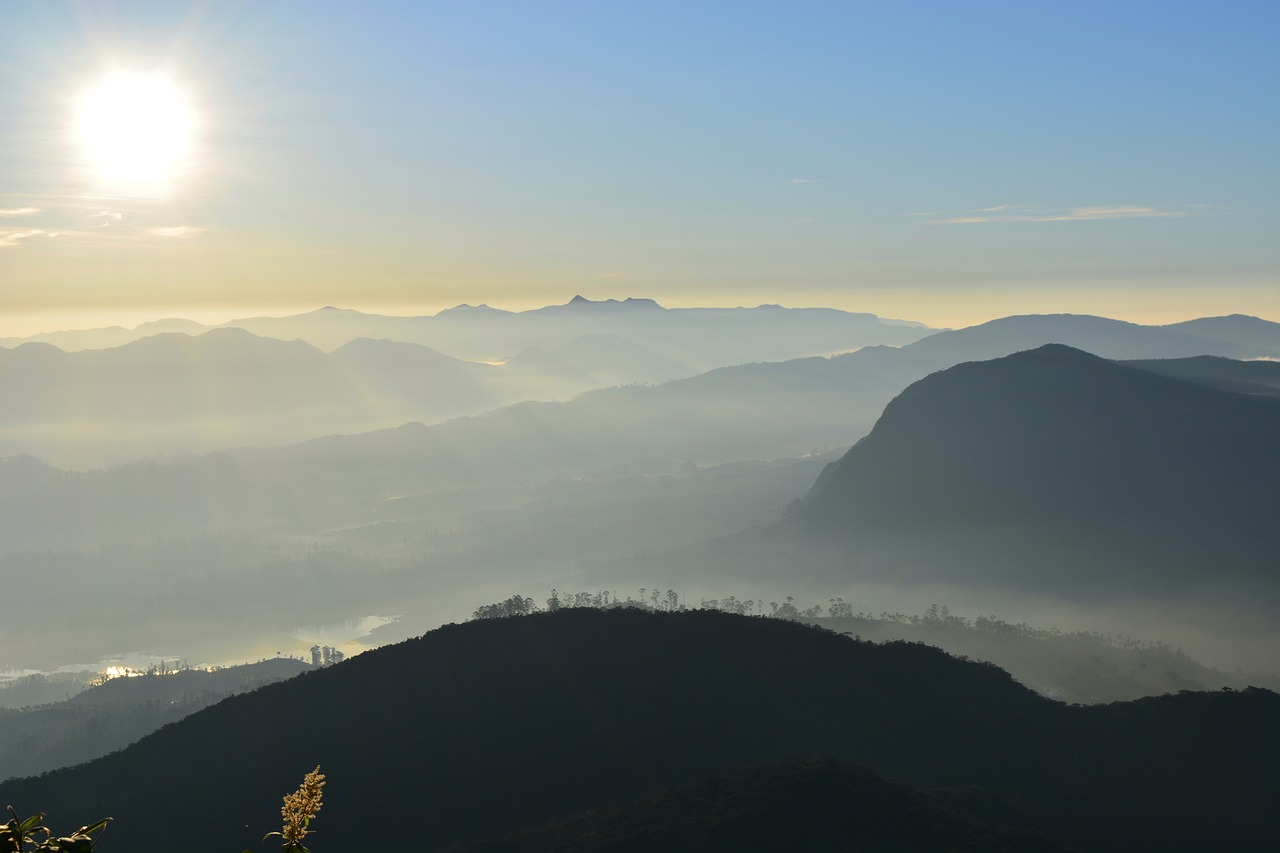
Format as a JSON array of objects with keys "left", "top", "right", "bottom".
[
  {"left": 800, "top": 344, "right": 1280, "bottom": 602},
  {"left": 454, "top": 759, "right": 1070, "bottom": 852},
  {"left": 1, "top": 609, "right": 1275, "bottom": 852}
]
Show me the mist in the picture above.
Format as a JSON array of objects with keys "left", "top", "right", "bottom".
[{"left": 2, "top": 303, "right": 1278, "bottom": 686}]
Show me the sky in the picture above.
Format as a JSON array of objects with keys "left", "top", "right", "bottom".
[{"left": 1, "top": 0, "right": 1277, "bottom": 335}]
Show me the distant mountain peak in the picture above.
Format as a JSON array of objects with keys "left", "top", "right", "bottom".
[
  {"left": 437, "top": 303, "right": 499, "bottom": 315},
  {"left": 557, "top": 295, "right": 664, "bottom": 310},
  {"left": 1021, "top": 342, "right": 1106, "bottom": 359}
]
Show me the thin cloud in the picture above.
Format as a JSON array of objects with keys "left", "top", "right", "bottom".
[
  {"left": 0, "top": 207, "right": 39, "bottom": 218},
  {"left": 0, "top": 229, "right": 45, "bottom": 248},
  {"left": 1039, "top": 206, "right": 1187, "bottom": 222},
  {"left": 90, "top": 210, "right": 123, "bottom": 228},
  {"left": 789, "top": 177, "right": 816, "bottom": 184},
  {"left": 149, "top": 226, "right": 205, "bottom": 238},
  {"left": 926, "top": 204, "right": 1191, "bottom": 224}
]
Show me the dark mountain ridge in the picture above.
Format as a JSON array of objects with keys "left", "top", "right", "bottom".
[
  {"left": 454, "top": 758, "right": 1071, "bottom": 852},
  {"left": 0, "top": 609, "right": 1275, "bottom": 852},
  {"left": 1121, "top": 353, "right": 1280, "bottom": 398},
  {"left": 801, "top": 344, "right": 1280, "bottom": 598}
]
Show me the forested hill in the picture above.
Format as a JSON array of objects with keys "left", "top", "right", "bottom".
[
  {"left": 800, "top": 344, "right": 1280, "bottom": 597},
  {"left": 451, "top": 758, "right": 1072, "bottom": 852},
  {"left": 0, "top": 659, "right": 310, "bottom": 781},
  {"left": 1, "top": 609, "right": 1276, "bottom": 852}
]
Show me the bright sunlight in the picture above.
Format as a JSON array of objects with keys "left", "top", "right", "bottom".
[{"left": 75, "top": 71, "right": 197, "bottom": 189}]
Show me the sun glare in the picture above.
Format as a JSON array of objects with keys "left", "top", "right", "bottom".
[{"left": 75, "top": 71, "right": 197, "bottom": 189}]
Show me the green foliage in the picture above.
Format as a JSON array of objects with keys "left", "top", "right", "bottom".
[
  {"left": 0, "top": 807, "right": 109, "bottom": 853},
  {"left": 2, "top": 768, "right": 323, "bottom": 853}
]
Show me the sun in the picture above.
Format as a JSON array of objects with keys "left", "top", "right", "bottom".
[{"left": 75, "top": 71, "right": 197, "bottom": 189}]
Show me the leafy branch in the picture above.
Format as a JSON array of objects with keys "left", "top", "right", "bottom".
[{"left": 0, "top": 807, "right": 110, "bottom": 853}]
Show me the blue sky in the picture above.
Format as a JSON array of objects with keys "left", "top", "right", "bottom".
[{"left": 0, "top": 1, "right": 1276, "bottom": 333}]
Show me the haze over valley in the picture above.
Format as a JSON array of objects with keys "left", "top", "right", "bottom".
[
  {"left": 3, "top": 301, "right": 1279, "bottom": 681},
  {"left": 2, "top": 2, "right": 1278, "bottom": 850}
]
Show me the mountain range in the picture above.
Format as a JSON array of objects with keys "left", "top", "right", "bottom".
[
  {"left": 0, "top": 296, "right": 932, "bottom": 366},
  {"left": 4, "top": 310, "right": 1280, "bottom": 673},
  {"left": 0, "top": 299, "right": 938, "bottom": 468}
]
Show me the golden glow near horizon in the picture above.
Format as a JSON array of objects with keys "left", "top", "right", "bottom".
[
  {"left": 74, "top": 71, "right": 197, "bottom": 190},
  {"left": 0, "top": 6, "right": 1273, "bottom": 343}
]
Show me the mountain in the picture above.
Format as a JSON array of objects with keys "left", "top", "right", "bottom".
[
  {"left": 0, "top": 609, "right": 1274, "bottom": 852},
  {"left": 893, "top": 312, "right": 1280, "bottom": 368},
  {"left": 220, "top": 297, "right": 934, "bottom": 368},
  {"left": 329, "top": 337, "right": 502, "bottom": 416},
  {"left": 533, "top": 294, "right": 665, "bottom": 313},
  {"left": 799, "top": 345, "right": 1280, "bottom": 600},
  {"left": 6, "top": 313, "right": 1280, "bottom": 672},
  {"left": 1121, "top": 354, "right": 1280, "bottom": 398},
  {"left": 0, "top": 318, "right": 211, "bottom": 352},
  {"left": 548, "top": 333, "right": 697, "bottom": 386},
  {"left": 807, "top": 609, "right": 1280, "bottom": 704},
  {"left": 0, "top": 659, "right": 309, "bottom": 781},
  {"left": 0, "top": 330, "right": 366, "bottom": 466},
  {"left": 8, "top": 311, "right": 1279, "bottom": 471},
  {"left": 1162, "top": 313, "right": 1280, "bottom": 353},
  {"left": 0, "top": 329, "right": 625, "bottom": 468},
  {"left": 497, "top": 346, "right": 599, "bottom": 386},
  {"left": 454, "top": 759, "right": 1071, "bottom": 852}
]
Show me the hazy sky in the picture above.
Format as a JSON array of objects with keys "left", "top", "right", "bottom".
[{"left": 1, "top": 1, "right": 1276, "bottom": 335}]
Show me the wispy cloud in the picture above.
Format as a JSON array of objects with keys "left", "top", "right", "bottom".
[
  {"left": 0, "top": 207, "right": 39, "bottom": 218},
  {"left": 924, "top": 204, "right": 1192, "bottom": 224},
  {"left": 0, "top": 218, "right": 205, "bottom": 247},
  {"left": 1038, "top": 206, "right": 1187, "bottom": 222},
  {"left": 149, "top": 226, "right": 205, "bottom": 238},
  {"left": 0, "top": 229, "right": 45, "bottom": 248},
  {"left": 90, "top": 210, "right": 124, "bottom": 228},
  {"left": 789, "top": 177, "right": 816, "bottom": 184}
]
